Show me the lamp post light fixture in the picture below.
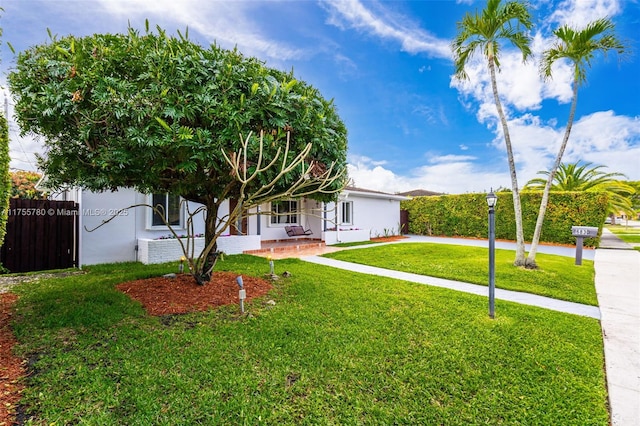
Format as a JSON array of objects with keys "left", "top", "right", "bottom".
[{"left": 486, "top": 190, "right": 498, "bottom": 319}]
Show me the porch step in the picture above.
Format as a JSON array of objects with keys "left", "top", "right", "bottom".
[{"left": 244, "top": 240, "right": 326, "bottom": 256}]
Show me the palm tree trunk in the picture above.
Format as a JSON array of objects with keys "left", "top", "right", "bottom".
[
  {"left": 488, "top": 59, "right": 526, "bottom": 266},
  {"left": 525, "top": 77, "right": 579, "bottom": 268}
]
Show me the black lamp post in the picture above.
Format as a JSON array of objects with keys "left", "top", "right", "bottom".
[{"left": 486, "top": 190, "right": 498, "bottom": 319}]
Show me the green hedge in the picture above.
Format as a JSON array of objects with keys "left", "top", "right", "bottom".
[
  {"left": 0, "top": 113, "right": 11, "bottom": 246},
  {"left": 401, "top": 192, "right": 608, "bottom": 247}
]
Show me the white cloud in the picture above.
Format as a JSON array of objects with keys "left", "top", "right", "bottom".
[
  {"left": 499, "top": 110, "right": 640, "bottom": 184},
  {"left": 347, "top": 155, "right": 405, "bottom": 190},
  {"left": 347, "top": 152, "right": 508, "bottom": 194},
  {"left": 549, "top": 0, "right": 622, "bottom": 28},
  {"left": 449, "top": 33, "right": 574, "bottom": 122},
  {"left": 429, "top": 154, "right": 477, "bottom": 164},
  {"left": 321, "top": 0, "right": 452, "bottom": 59},
  {"left": 563, "top": 111, "right": 640, "bottom": 177},
  {"left": 94, "top": 0, "right": 307, "bottom": 62},
  {"left": 333, "top": 53, "right": 359, "bottom": 80},
  {"left": 412, "top": 103, "right": 449, "bottom": 126},
  {"left": 347, "top": 108, "right": 640, "bottom": 195}
]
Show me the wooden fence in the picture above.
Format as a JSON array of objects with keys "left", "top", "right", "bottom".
[{"left": 1, "top": 198, "right": 79, "bottom": 273}]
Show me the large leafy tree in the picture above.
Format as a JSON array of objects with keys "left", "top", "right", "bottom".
[
  {"left": 525, "top": 162, "right": 634, "bottom": 223},
  {"left": 525, "top": 18, "right": 627, "bottom": 267},
  {"left": 8, "top": 26, "right": 348, "bottom": 283},
  {"left": 452, "top": 0, "right": 533, "bottom": 266}
]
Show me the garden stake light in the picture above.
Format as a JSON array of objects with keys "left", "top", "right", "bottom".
[
  {"left": 236, "top": 276, "right": 246, "bottom": 314},
  {"left": 486, "top": 189, "right": 498, "bottom": 319},
  {"left": 267, "top": 255, "right": 275, "bottom": 275}
]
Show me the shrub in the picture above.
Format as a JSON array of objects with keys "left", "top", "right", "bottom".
[
  {"left": 401, "top": 191, "right": 608, "bottom": 246},
  {"left": 0, "top": 114, "right": 11, "bottom": 246}
]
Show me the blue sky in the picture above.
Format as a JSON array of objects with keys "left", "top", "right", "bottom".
[{"left": 1, "top": 0, "right": 639, "bottom": 194}]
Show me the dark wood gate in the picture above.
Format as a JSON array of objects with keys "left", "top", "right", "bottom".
[
  {"left": 1, "top": 198, "right": 79, "bottom": 273},
  {"left": 400, "top": 209, "right": 409, "bottom": 234}
]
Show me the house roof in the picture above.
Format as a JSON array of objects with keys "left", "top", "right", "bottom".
[
  {"left": 342, "top": 186, "right": 409, "bottom": 201},
  {"left": 396, "top": 189, "right": 443, "bottom": 198}
]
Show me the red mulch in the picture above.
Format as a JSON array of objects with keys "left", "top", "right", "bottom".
[
  {"left": 0, "top": 293, "right": 26, "bottom": 426},
  {"left": 0, "top": 271, "right": 273, "bottom": 425},
  {"left": 371, "top": 236, "right": 408, "bottom": 243},
  {"left": 115, "top": 271, "right": 273, "bottom": 316}
]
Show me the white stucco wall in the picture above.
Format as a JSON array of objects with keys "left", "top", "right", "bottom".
[
  {"left": 79, "top": 189, "right": 139, "bottom": 265},
  {"left": 325, "top": 191, "right": 405, "bottom": 239},
  {"left": 52, "top": 187, "right": 404, "bottom": 265},
  {"left": 54, "top": 188, "right": 210, "bottom": 266},
  {"left": 137, "top": 235, "right": 261, "bottom": 264}
]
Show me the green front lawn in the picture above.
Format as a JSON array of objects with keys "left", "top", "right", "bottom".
[
  {"left": 618, "top": 235, "right": 640, "bottom": 243},
  {"left": 606, "top": 225, "right": 640, "bottom": 235},
  {"left": 10, "top": 256, "right": 607, "bottom": 425},
  {"left": 325, "top": 243, "right": 597, "bottom": 305}
]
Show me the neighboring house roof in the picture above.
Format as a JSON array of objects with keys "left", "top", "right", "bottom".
[
  {"left": 342, "top": 186, "right": 409, "bottom": 201},
  {"left": 396, "top": 189, "right": 443, "bottom": 197}
]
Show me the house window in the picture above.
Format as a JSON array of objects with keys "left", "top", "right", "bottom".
[
  {"left": 149, "top": 193, "right": 183, "bottom": 228},
  {"left": 270, "top": 200, "right": 299, "bottom": 225},
  {"left": 340, "top": 201, "right": 353, "bottom": 225}
]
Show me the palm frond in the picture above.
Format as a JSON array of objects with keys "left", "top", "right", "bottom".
[
  {"left": 452, "top": 0, "right": 532, "bottom": 78},
  {"left": 540, "top": 18, "right": 627, "bottom": 85}
]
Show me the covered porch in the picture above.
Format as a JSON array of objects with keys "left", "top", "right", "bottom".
[{"left": 243, "top": 238, "right": 342, "bottom": 259}]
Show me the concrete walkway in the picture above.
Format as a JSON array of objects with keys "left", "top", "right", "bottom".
[
  {"left": 303, "top": 255, "right": 601, "bottom": 318},
  {"left": 301, "top": 230, "right": 639, "bottom": 425},
  {"left": 594, "top": 228, "right": 639, "bottom": 425}
]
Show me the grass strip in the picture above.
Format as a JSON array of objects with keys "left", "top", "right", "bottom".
[
  {"left": 324, "top": 242, "right": 597, "bottom": 305},
  {"left": 606, "top": 225, "right": 640, "bottom": 235}
]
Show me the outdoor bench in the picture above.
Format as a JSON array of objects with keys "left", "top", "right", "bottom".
[{"left": 285, "top": 225, "right": 313, "bottom": 237}]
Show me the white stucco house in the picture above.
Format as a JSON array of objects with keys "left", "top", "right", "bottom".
[{"left": 51, "top": 186, "right": 407, "bottom": 266}]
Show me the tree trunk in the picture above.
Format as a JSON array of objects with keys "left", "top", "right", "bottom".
[
  {"left": 488, "top": 59, "right": 526, "bottom": 266},
  {"left": 525, "top": 77, "right": 579, "bottom": 268},
  {"left": 193, "top": 200, "right": 220, "bottom": 285}
]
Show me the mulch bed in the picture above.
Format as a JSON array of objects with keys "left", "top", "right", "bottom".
[
  {"left": 115, "top": 271, "right": 274, "bottom": 316},
  {"left": 0, "top": 293, "right": 26, "bottom": 426}
]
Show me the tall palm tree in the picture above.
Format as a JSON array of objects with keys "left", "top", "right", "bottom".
[
  {"left": 525, "top": 19, "right": 627, "bottom": 267},
  {"left": 452, "top": 0, "right": 532, "bottom": 266},
  {"left": 525, "top": 162, "right": 634, "bottom": 223}
]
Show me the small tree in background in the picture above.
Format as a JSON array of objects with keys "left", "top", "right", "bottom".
[
  {"left": 525, "top": 162, "right": 634, "bottom": 224},
  {"left": 8, "top": 25, "right": 348, "bottom": 284},
  {"left": 629, "top": 181, "right": 640, "bottom": 220},
  {"left": 10, "top": 171, "right": 45, "bottom": 199}
]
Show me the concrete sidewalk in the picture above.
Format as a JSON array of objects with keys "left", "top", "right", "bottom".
[
  {"left": 594, "top": 229, "right": 640, "bottom": 425},
  {"left": 301, "top": 232, "right": 640, "bottom": 425}
]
